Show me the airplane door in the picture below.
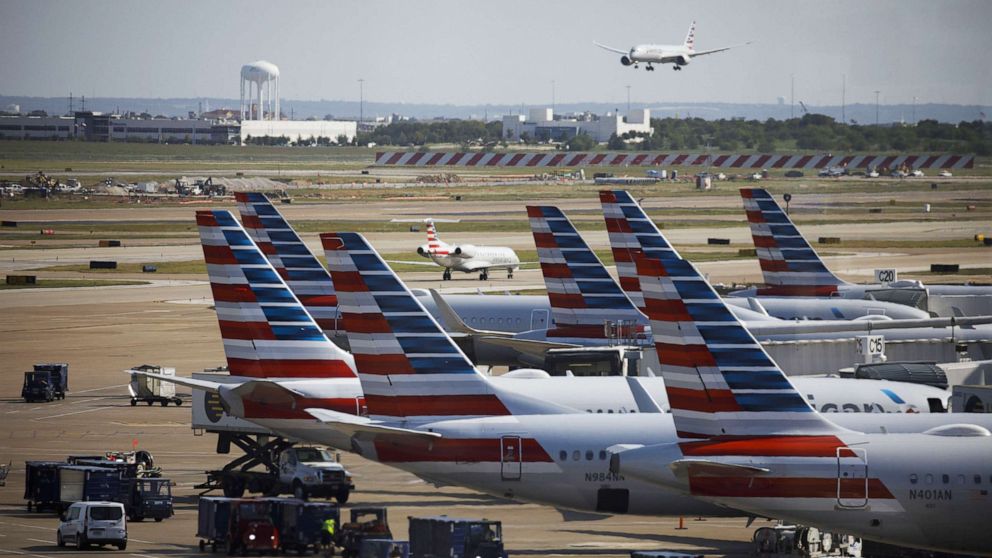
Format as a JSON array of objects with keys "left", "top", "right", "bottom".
[
  {"left": 530, "top": 309, "right": 549, "bottom": 330},
  {"left": 500, "top": 435, "right": 522, "bottom": 481},
  {"left": 836, "top": 447, "right": 868, "bottom": 509}
]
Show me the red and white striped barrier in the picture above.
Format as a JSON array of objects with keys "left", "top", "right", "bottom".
[{"left": 374, "top": 151, "right": 974, "bottom": 169}]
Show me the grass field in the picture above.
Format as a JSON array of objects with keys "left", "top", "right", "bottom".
[{"left": 0, "top": 278, "right": 149, "bottom": 289}]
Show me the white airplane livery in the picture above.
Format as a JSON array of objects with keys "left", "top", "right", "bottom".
[
  {"left": 408, "top": 219, "right": 520, "bottom": 281},
  {"left": 608, "top": 233, "right": 992, "bottom": 555},
  {"left": 594, "top": 21, "right": 747, "bottom": 71}
]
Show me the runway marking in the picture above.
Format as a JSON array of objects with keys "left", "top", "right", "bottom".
[
  {"left": 33, "top": 407, "right": 105, "bottom": 421},
  {"left": 72, "top": 384, "right": 128, "bottom": 394},
  {"left": 0, "top": 548, "right": 55, "bottom": 558},
  {"left": 26, "top": 539, "right": 50, "bottom": 545},
  {"left": 0, "top": 520, "right": 56, "bottom": 531}
]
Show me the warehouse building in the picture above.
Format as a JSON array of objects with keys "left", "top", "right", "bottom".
[{"left": 502, "top": 108, "right": 652, "bottom": 143}]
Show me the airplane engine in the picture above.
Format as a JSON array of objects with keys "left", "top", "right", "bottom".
[
  {"left": 676, "top": 55, "right": 690, "bottom": 66},
  {"left": 620, "top": 56, "right": 633, "bottom": 66},
  {"left": 452, "top": 244, "right": 476, "bottom": 258},
  {"left": 416, "top": 244, "right": 430, "bottom": 257}
]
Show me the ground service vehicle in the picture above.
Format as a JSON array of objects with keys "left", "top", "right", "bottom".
[
  {"left": 22, "top": 363, "right": 68, "bottom": 402},
  {"left": 408, "top": 516, "right": 506, "bottom": 558},
  {"left": 24, "top": 461, "right": 62, "bottom": 511},
  {"left": 228, "top": 499, "right": 279, "bottom": 555},
  {"left": 197, "top": 497, "right": 238, "bottom": 552},
  {"left": 121, "top": 478, "right": 173, "bottom": 522},
  {"left": 128, "top": 364, "right": 183, "bottom": 406},
  {"left": 213, "top": 446, "right": 352, "bottom": 502},
  {"left": 270, "top": 498, "right": 339, "bottom": 554},
  {"left": 339, "top": 507, "right": 392, "bottom": 558},
  {"left": 57, "top": 501, "right": 127, "bottom": 550}
]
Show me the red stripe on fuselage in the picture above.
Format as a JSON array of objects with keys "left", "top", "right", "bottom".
[
  {"left": 689, "top": 476, "right": 894, "bottom": 499},
  {"left": 365, "top": 394, "right": 509, "bottom": 417},
  {"left": 680, "top": 435, "right": 852, "bottom": 457},
  {"left": 756, "top": 285, "right": 839, "bottom": 296}
]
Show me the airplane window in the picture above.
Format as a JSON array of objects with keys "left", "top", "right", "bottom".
[
  {"left": 942, "top": 474, "right": 950, "bottom": 484},
  {"left": 596, "top": 409, "right": 603, "bottom": 413},
  {"left": 975, "top": 475, "right": 982, "bottom": 485},
  {"left": 957, "top": 475, "right": 966, "bottom": 485},
  {"left": 585, "top": 451, "right": 594, "bottom": 461},
  {"left": 498, "top": 318, "right": 503, "bottom": 325},
  {"left": 599, "top": 450, "right": 607, "bottom": 461},
  {"left": 607, "top": 409, "right": 614, "bottom": 414},
  {"left": 516, "top": 318, "right": 521, "bottom": 325},
  {"left": 925, "top": 474, "right": 934, "bottom": 484},
  {"left": 572, "top": 450, "right": 580, "bottom": 461},
  {"left": 559, "top": 450, "right": 567, "bottom": 461},
  {"left": 909, "top": 474, "right": 918, "bottom": 485}
]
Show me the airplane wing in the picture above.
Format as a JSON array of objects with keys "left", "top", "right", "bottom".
[
  {"left": 478, "top": 335, "right": 580, "bottom": 360},
  {"left": 690, "top": 41, "right": 752, "bottom": 58},
  {"left": 748, "top": 314, "right": 992, "bottom": 337},
  {"left": 304, "top": 408, "right": 442, "bottom": 440},
  {"left": 129, "top": 371, "right": 221, "bottom": 394},
  {"left": 428, "top": 289, "right": 514, "bottom": 338},
  {"left": 593, "top": 41, "right": 630, "bottom": 55}
]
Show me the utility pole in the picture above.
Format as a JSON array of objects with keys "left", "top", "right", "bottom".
[
  {"left": 874, "top": 90, "right": 880, "bottom": 126},
  {"left": 626, "top": 85, "right": 631, "bottom": 116},
  {"left": 358, "top": 78, "right": 365, "bottom": 126},
  {"left": 841, "top": 74, "right": 846, "bottom": 124},
  {"left": 912, "top": 96, "right": 917, "bottom": 124}
]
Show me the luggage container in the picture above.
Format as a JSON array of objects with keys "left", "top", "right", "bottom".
[
  {"left": 24, "top": 461, "right": 63, "bottom": 512},
  {"left": 128, "top": 365, "right": 182, "bottom": 407},
  {"left": 359, "top": 540, "right": 410, "bottom": 558},
  {"left": 273, "top": 499, "right": 340, "bottom": 554},
  {"left": 22, "top": 363, "right": 68, "bottom": 402},
  {"left": 408, "top": 516, "right": 506, "bottom": 558},
  {"left": 58, "top": 466, "right": 122, "bottom": 513},
  {"left": 197, "top": 496, "right": 239, "bottom": 552}
]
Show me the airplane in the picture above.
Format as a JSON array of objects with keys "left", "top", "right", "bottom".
[
  {"left": 608, "top": 235, "right": 992, "bottom": 555},
  {"left": 735, "top": 188, "right": 992, "bottom": 311},
  {"left": 141, "top": 214, "right": 991, "bottom": 518},
  {"left": 593, "top": 21, "right": 749, "bottom": 71},
  {"left": 391, "top": 218, "right": 520, "bottom": 281},
  {"left": 439, "top": 201, "right": 987, "bottom": 370}
]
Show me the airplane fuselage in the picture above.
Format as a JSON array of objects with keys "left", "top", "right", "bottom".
[{"left": 626, "top": 44, "right": 693, "bottom": 66}]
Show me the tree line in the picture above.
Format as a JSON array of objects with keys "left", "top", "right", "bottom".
[{"left": 357, "top": 114, "right": 991, "bottom": 154}]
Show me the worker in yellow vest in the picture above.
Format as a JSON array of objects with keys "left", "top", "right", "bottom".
[{"left": 321, "top": 517, "right": 336, "bottom": 551}]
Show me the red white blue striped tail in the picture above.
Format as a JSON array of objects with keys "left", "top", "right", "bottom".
[
  {"left": 196, "top": 210, "right": 355, "bottom": 379},
  {"left": 740, "top": 188, "right": 849, "bottom": 296},
  {"left": 527, "top": 205, "right": 646, "bottom": 340},
  {"left": 321, "top": 232, "right": 513, "bottom": 421},
  {"left": 599, "top": 190, "right": 684, "bottom": 313},
  {"left": 234, "top": 192, "right": 341, "bottom": 334},
  {"left": 425, "top": 219, "right": 449, "bottom": 255},
  {"left": 631, "top": 244, "right": 844, "bottom": 439}
]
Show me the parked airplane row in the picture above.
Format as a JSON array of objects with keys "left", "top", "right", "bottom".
[{"left": 142, "top": 190, "right": 992, "bottom": 555}]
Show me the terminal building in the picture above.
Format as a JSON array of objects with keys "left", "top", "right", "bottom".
[{"left": 502, "top": 108, "right": 652, "bottom": 143}]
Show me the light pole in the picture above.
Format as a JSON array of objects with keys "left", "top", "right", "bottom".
[
  {"left": 551, "top": 80, "right": 556, "bottom": 115},
  {"left": 358, "top": 78, "right": 365, "bottom": 126},
  {"left": 874, "top": 90, "right": 880, "bottom": 126},
  {"left": 912, "top": 96, "right": 917, "bottom": 124},
  {"left": 626, "top": 85, "right": 631, "bottom": 116}
]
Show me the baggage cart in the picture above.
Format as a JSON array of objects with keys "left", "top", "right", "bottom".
[{"left": 128, "top": 365, "right": 182, "bottom": 406}]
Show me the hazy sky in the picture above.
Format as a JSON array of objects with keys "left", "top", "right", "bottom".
[{"left": 2, "top": 0, "right": 990, "bottom": 107}]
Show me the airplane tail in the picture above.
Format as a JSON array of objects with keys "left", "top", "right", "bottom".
[
  {"left": 683, "top": 20, "right": 696, "bottom": 49},
  {"left": 739, "top": 188, "right": 849, "bottom": 296},
  {"left": 321, "top": 231, "right": 565, "bottom": 421},
  {"left": 425, "top": 219, "right": 450, "bottom": 255},
  {"left": 526, "top": 205, "right": 646, "bottom": 339},
  {"left": 234, "top": 192, "right": 341, "bottom": 334},
  {"left": 196, "top": 210, "right": 355, "bottom": 379},
  {"left": 631, "top": 241, "right": 845, "bottom": 439},
  {"left": 598, "top": 190, "right": 684, "bottom": 313}
]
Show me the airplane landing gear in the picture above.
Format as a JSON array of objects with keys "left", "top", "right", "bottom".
[
  {"left": 507, "top": 271, "right": 514, "bottom": 279},
  {"left": 673, "top": 66, "right": 682, "bottom": 71},
  {"left": 646, "top": 64, "right": 655, "bottom": 71},
  {"left": 479, "top": 270, "right": 489, "bottom": 281},
  {"left": 442, "top": 269, "right": 451, "bottom": 281}
]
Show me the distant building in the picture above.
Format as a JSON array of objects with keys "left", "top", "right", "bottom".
[
  {"left": 240, "top": 120, "right": 356, "bottom": 144},
  {"left": 501, "top": 108, "right": 652, "bottom": 143}
]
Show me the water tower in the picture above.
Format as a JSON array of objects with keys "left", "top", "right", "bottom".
[{"left": 240, "top": 61, "right": 280, "bottom": 121}]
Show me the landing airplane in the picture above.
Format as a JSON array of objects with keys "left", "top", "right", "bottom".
[
  {"left": 392, "top": 218, "right": 520, "bottom": 281},
  {"left": 609, "top": 236, "right": 992, "bottom": 555},
  {"left": 594, "top": 21, "right": 748, "bottom": 71},
  {"left": 735, "top": 188, "right": 992, "bottom": 311}
]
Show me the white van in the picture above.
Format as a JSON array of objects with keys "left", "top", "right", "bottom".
[{"left": 57, "top": 501, "right": 127, "bottom": 550}]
